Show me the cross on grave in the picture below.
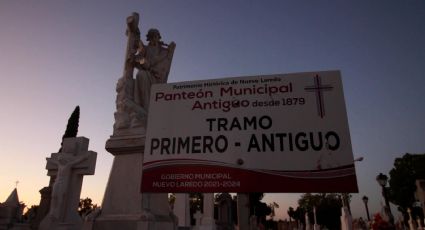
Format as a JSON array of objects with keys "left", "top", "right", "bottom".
[
  {"left": 194, "top": 210, "right": 203, "bottom": 227},
  {"left": 40, "top": 137, "right": 97, "bottom": 230},
  {"left": 304, "top": 74, "right": 334, "bottom": 118}
]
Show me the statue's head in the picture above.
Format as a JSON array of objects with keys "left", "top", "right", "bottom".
[
  {"left": 146, "top": 28, "right": 161, "bottom": 42},
  {"left": 58, "top": 155, "right": 69, "bottom": 164}
]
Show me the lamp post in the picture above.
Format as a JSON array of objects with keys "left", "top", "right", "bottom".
[
  {"left": 376, "top": 173, "right": 394, "bottom": 225},
  {"left": 342, "top": 157, "right": 364, "bottom": 214},
  {"left": 362, "top": 196, "right": 371, "bottom": 221}
]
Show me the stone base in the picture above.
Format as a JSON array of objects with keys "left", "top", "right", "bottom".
[
  {"left": 194, "top": 225, "right": 217, "bottom": 230},
  {"left": 39, "top": 215, "right": 82, "bottom": 230},
  {"left": 89, "top": 134, "right": 177, "bottom": 230},
  {"left": 87, "top": 213, "right": 176, "bottom": 230},
  {"left": 8, "top": 223, "right": 31, "bottom": 230}
]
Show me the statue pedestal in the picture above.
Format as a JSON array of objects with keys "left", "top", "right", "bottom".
[
  {"left": 9, "top": 223, "right": 31, "bottom": 230},
  {"left": 88, "top": 133, "right": 176, "bottom": 230}
]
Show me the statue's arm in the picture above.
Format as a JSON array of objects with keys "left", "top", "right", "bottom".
[
  {"left": 47, "top": 157, "right": 59, "bottom": 165},
  {"left": 69, "top": 154, "right": 90, "bottom": 166},
  {"left": 134, "top": 41, "right": 147, "bottom": 69}
]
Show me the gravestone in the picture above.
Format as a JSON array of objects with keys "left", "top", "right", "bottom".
[
  {"left": 200, "top": 193, "right": 216, "bottom": 230},
  {"left": 88, "top": 12, "right": 176, "bottom": 230},
  {"left": 193, "top": 211, "right": 203, "bottom": 229},
  {"left": 191, "top": 193, "right": 216, "bottom": 230},
  {"left": 39, "top": 137, "right": 97, "bottom": 230},
  {"left": 216, "top": 193, "right": 233, "bottom": 230},
  {"left": 173, "top": 194, "right": 190, "bottom": 228},
  {"left": 236, "top": 193, "right": 249, "bottom": 230}
]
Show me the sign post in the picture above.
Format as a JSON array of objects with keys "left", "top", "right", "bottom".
[{"left": 141, "top": 70, "right": 358, "bottom": 193}]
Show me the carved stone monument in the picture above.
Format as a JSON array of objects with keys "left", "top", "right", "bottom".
[
  {"left": 200, "top": 193, "right": 216, "bottom": 230},
  {"left": 0, "top": 188, "right": 24, "bottom": 229},
  {"left": 193, "top": 211, "right": 203, "bottom": 230},
  {"left": 39, "top": 137, "right": 97, "bottom": 230},
  {"left": 111, "top": 12, "right": 175, "bottom": 135},
  {"left": 216, "top": 193, "right": 233, "bottom": 230},
  {"left": 173, "top": 194, "right": 190, "bottom": 229},
  {"left": 89, "top": 12, "right": 176, "bottom": 230},
  {"left": 237, "top": 193, "right": 250, "bottom": 230}
]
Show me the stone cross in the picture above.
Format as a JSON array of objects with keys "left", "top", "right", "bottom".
[
  {"left": 39, "top": 137, "right": 97, "bottom": 230},
  {"left": 194, "top": 210, "right": 203, "bottom": 227}
]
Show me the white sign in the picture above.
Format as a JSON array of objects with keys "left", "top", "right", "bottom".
[{"left": 142, "top": 70, "right": 358, "bottom": 192}]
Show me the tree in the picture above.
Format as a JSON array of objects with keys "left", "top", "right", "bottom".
[
  {"left": 23, "top": 205, "right": 39, "bottom": 221},
  {"left": 249, "top": 193, "right": 272, "bottom": 226},
  {"left": 297, "top": 193, "right": 342, "bottom": 230},
  {"left": 287, "top": 206, "right": 305, "bottom": 229},
  {"left": 78, "top": 197, "right": 96, "bottom": 216},
  {"left": 388, "top": 153, "right": 425, "bottom": 222},
  {"left": 266, "top": 202, "right": 279, "bottom": 230},
  {"left": 59, "top": 106, "right": 80, "bottom": 152},
  {"left": 268, "top": 202, "right": 279, "bottom": 220},
  {"left": 287, "top": 206, "right": 295, "bottom": 222}
]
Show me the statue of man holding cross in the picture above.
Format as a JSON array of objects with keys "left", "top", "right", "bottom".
[
  {"left": 134, "top": 28, "right": 176, "bottom": 111},
  {"left": 113, "top": 12, "right": 175, "bottom": 133}
]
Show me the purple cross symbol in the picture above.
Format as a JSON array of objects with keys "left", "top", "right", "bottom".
[{"left": 304, "top": 75, "right": 333, "bottom": 118}]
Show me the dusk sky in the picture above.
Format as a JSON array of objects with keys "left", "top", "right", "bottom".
[{"left": 1, "top": 0, "right": 424, "bottom": 220}]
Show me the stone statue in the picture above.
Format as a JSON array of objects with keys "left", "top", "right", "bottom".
[
  {"left": 47, "top": 154, "right": 89, "bottom": 220},
  {"left": 134, "top": 28, "right": 176, "bottom": 111},
  {"left": 40, "top": 137, "right": 97, "bottom": 230},
  {"left": 98, "top": 14, "right": 177, "bottom": 230},
  {"left": 113, "top": 12, "right": 175, "bottom": 134}
]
